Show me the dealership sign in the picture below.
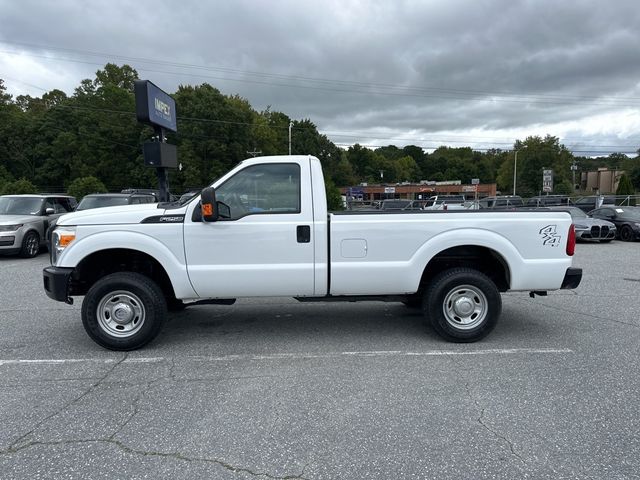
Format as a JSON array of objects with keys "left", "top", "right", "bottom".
[
  {"left": 543, "top": 169, "right": 553, "bottom": 193},
  {"left": 134, "top": 80, "right": 177, "bottom": 132}
]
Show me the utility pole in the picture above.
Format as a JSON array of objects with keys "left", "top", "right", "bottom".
[
  {"left": 571, "top": 160, "right": 578, "bottom": 191},
  {"left": 246, "top": 149, "right": 262, "bottom": 157}
]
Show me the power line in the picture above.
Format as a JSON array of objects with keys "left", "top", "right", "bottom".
[{"left": 2, "top": 44, "right": 640, "bottom": 107}]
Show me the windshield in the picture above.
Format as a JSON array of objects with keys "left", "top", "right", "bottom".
[
  {"left": 565, "top": 207, "right": 587, "bottom": 219},
  {"left": 0, "top": 197, "right": 44, "bottom": 215},
  {"left": 77, "top": 196, "right": 129, "bottom": 210}
]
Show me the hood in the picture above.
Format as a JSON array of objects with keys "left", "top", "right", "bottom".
[
  {"left": 577, "top": 218, "right": 616, "bottom": 228},
  {"left": 56, "top": 203, "right": 184, "bottom": 226},
  {"left": 0, "top": 214, "right": 41, "bottom": 225}
]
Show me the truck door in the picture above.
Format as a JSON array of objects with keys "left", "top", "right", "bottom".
[{"left": 183, "top": 161, "right": 316, "bottom": 298}]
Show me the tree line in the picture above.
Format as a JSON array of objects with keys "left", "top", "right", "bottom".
[{"left": 1, "top": 63, "right": 639, "bottom": 209}]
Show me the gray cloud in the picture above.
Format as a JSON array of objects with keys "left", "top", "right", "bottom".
[{"left": 1, "top": 0, "right": 639, "bottom": 155}]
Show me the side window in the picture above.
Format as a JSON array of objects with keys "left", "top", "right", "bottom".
[
  {"left": 55, "top": 198, "right": 74, "bottom": 213},
  {"left": 44, "top": 199, "right": 55, "bottom": 213},
  {"left": 217, "top": 163, "right": 301, "bottom": 220},
  {"left": 129, "top": 197, "right": 141, "bottom": 204}
]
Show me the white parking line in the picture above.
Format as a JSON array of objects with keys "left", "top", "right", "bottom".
[{"left": 0, "top": 348, "right": 573, "bottom": 366}]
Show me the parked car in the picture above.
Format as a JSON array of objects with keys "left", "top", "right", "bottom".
[
  {"left": 422, "top": 195, "right": 469, "bottom": 210},
  {"left": 573, "top": 195, "right": 616, "bottom": 213},
  {"left": 526, "top": 195, "right": 572, "bottom": 207},
  {"left": 589, "top": 206, "right": 640, "bottom": 242},
  {"left": 0, "top": 194, "right": 77, "bottom": 257},
  {"left": 379, "top": 199, "right": 413, "bottom": 210},
  {"left": 120, "top": 188, "right": 160, "bottom": 201},
  {"left": 547, "top": 206, "right": 616, "bottom": 242},
  {"left": 77, "top": 192, "right": 156, "bottom": 210},
  {"left": 478, "top": 195, "right": 523, "bottom": 209}
]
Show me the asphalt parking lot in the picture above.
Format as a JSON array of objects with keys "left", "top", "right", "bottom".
[{"left": 0, "top": 242, "right": 639, "bottom": 479}]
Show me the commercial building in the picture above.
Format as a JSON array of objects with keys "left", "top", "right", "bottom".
[{"left": 342, "top": 181, "right": 497, "bottom": 202}]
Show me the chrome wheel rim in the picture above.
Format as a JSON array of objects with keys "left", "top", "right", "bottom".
[
  {"left": 442, "top": 284, "right": 488, "bottom": 330},
  {"left": 96, "top": 290, "right": 145, "bottom": 338}
]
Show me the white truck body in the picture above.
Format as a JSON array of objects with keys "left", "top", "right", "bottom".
[{"left": 44, "top": 155, "right": 581, "bottom": 349}]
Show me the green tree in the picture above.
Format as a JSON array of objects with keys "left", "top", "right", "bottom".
[
  {"left": 1, "top": 178, "right": 37, "bottom": 194},
  {"left": 616, "top": 174, "right": 636, "bottom": 205},
  {"left": 325, "top": 177, "right": 344, "bottom": 211},
  {"left": 67, "top": 176, "right": 108, "bottom": 200}
]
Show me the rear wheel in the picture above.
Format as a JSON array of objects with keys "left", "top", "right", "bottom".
[
  {"left": 19, "top": 231, "right": 40, "bottom": 258},
  {"left": 82, "top": 272, "right": 167, "bottom": 350},
  {"left": 620, "top": 225, "right": 634, "bottom": 242},
  {"left": 424, "top": 268, "right": 501, "bottom": 342}
]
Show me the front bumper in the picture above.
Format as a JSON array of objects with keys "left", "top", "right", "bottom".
[
  {"left": 43, "top": 266, "right": 74, "bottom": 303},
  {"left": 560, "top": 267, "right": 582, "bottom": 289}
]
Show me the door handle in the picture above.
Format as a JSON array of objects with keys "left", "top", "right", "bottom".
[{"left": 296, "top": 225, "right": 311, "bottom": 243}]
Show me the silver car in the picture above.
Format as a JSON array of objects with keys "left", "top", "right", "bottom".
[
  {"left": 0, "top": 194, "right": 77, "bottom": 258},
  {"left": 549, "top": 206, "right": 617, "bottom": 242}
]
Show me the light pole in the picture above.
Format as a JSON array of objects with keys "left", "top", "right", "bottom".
[
  {"left": 513, "top": 150, "right": 518, "bottom": 196},
  {"left": 288, "top": 122, "right": 293, "bottom": 155},
  {"left": 513, "top": 146, "right": 527, "bottom": 195}
]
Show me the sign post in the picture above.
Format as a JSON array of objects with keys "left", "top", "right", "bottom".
[{"left": 134, "top": 80, "right": 178, "bottom": 202}]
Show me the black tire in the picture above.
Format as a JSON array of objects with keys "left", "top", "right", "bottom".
[
  {"left": 424, "top": 268, "right": 501, "bottom": 343},
  {"left": 19, "top": 231, "right": 40, "bottom": 258},
  {"left": 81, "top": 272, "right": 167, "bottom": 351},
  {"left": 620, "top": 225, "right": 634, "bottom": 242}
]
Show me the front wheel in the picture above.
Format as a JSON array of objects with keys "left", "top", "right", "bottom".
[
  {"left": 19, "top": 231, "right": 40, "bottom": 258},
  {"left": 424, "top": 268, "right": 501, "bottom": 342},
  {"left": 620, "top": 225, "right": 634, "bottom": 242},
  {"left": 81, "top": 272, "right": 167, "bottom": 350}
]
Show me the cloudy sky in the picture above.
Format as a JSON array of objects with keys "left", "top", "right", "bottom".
[{"left": 1, "top": 0, "right": 640, "bottom": 156}]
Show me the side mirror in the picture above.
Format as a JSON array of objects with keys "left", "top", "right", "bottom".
[
  {"left": 200, "top": 187, "right": 219, "bottom": 222},
  {"left": 45, "top": 207, "right": 55, "bottom": 215}
]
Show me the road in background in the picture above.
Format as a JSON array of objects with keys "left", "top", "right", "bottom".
[{"left": 0, "top": 242, "right": 638, "bottom": 479}]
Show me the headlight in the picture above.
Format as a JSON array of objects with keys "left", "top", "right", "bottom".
[
  {"left": 51, "top": 226, "right": 76, "bottom": 265},
  {"left": 0, "top": 224, "right": 23, "bottom": 232}
]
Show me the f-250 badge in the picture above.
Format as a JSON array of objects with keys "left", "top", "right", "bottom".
[{"left": 539, "top": 225, "right": 561, "bottom": 247}]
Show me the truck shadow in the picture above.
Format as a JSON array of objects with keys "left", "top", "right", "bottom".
[{"left": 158, "top": 300, "right": 552, "bottom": 350}]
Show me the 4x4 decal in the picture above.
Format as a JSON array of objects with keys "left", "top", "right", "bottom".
[{"left": 540, "top": 225, "right": 561, "bottom": 247}]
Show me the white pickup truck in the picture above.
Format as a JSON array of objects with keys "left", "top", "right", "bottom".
[{"left": 43, "top": 155, "right": 582, "bottom": 350}]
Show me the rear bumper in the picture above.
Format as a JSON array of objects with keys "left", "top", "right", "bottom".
[
  {"left": 560, "top": 267, "right": 582, "bottom": 289},
  {"left": 43, "top": 266, "right": 74, "bottom": 303}
]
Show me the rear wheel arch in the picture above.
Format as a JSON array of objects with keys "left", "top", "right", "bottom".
[{"left": 418, "top": 245, "right": 510, "bottom": 293}]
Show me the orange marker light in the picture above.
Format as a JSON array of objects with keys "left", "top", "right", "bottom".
[
  {"left": 202, "top": 203, "right": 213, "bottom": 216},
  {"left": 58, "top": 234, "right": 76, "bottom": 247}
]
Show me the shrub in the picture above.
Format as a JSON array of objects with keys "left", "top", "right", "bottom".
[{"left": 67, "top": 176, "right": 108, "bottom": 200}]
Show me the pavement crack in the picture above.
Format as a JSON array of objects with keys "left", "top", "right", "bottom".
[
  {"left": 1, "top": 438, "right": 309, "bottom": 479},
  {"left": 463, "top": 382, "right": 525, "bottom": 465},
  {"left": 6, "top": 353, "right": 129, "bottom": 451}
]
